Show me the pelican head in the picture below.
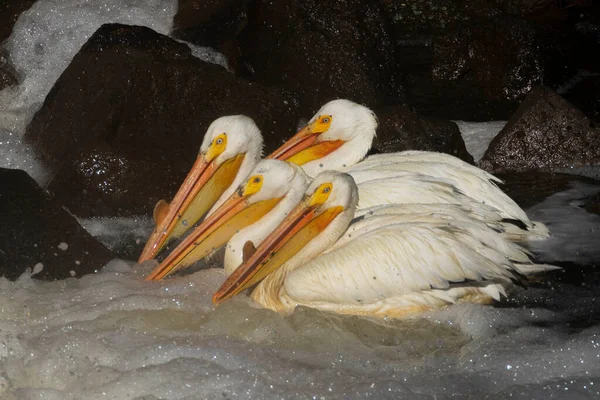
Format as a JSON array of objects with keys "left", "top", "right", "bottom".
[
  {"left": 213, "top": 170, "right": 358, "bottom": 303},
  {"left": 138, "top": 115, "right": 263, "bottom": 264},
  {"left": 145, "top": 159, "right": 310, "bottom": 280},
  {"left": 268, "top": 99, "right": 378, "bottom": 176}
]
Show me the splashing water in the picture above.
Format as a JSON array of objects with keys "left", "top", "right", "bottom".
[{"left": 1, "top": 260, "right": 599, "bottom": 399}]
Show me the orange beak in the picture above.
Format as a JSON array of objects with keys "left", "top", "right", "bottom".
[
  {"left": 267, "top": 123, "right": 344, "bottom": 166},
  {"left": 138, "top": 153, "right": 245, "bottom": 264},
  {"left": 144, "top": 189, "right": 283, "bottom": 281},
  {"left": 268, "top": 125, "right": 319, "bottom": 161},
  {"left": 212, "top": 199, "right": 344, "bottom": 304}
]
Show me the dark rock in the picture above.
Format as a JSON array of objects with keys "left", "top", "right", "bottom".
[
  {"left": 238, "top": 0, "right": 404, "bottom": 116},
  {"left": 398, "top": 16, "right": 570, "bottom": 120},
  {"left": 497, "top": 0, "right": 570, "bottom": 29},
  {"left": 381, "top": 0, "right": 571, "bottom": 39},
  {"left": 25, "top": 23, "right": 300, "bottom": 218},
  {"left": 480, "top": 85, "right": 600, "bottom": 172},
  {"left": 0, "top": 0, "right": 37, "bottom": 43},
  {"left": 0, "top": 168, "right": 115, "bottom": 281},
  {"left": 372, "top": 105, "right": 473, "bottom": 163},
  {"left": 171, "top": 0, "right": 250, "bottom": 74},
  {"left": 381, "top": 0, "right": 501, "bottom": 39},
  {"left": 562, "top": 75, "right": 600, "bottom": 123},
  {"left": 172, "top": 0, "right": 248, "bottom": 46}
]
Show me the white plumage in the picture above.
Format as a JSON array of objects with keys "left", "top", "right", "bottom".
[
  {"left": 345, "top": 152, "right": 529, "bottom": 224},
  {"left": 278, "top": 100, "right": 548, "bottom": 240},
  {"left": 214, "top": 169, "right": 557, "bottom": 318}
]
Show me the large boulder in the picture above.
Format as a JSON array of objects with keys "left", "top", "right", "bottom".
[
  {"left": 480, "top": 86, "right": 600, "bottom": 172},
  {"left": 238, "top": 0, "right": 404, "bottom": 116},
  {"left": 398, "top": 16, "right": 570, "bottom": 120},
  {"left": 25, "top": 23, "right": 300, "bottom": 218},
  {"left": 0, "top": 168, "right": 115, "bottom": 281},
  {"left": 372, "top": 105, "right": 473, "bottom": 163}
]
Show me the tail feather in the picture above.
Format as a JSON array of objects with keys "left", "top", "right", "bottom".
[{"left": 513, "top": 263, "right": 561, "bottom": 275}]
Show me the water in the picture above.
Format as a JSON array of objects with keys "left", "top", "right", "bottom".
[
  {"left": 1, "top": 260, "right": 599, "bottom": 399},
  {"left": 1, "top": 1, "right": 600, "bottom": 399},
  {"left": 454, "top": 120, "right": 506, "bottom": 163}
]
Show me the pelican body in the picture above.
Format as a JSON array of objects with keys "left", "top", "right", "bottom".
[
  {"left": 268, "top": 100, "right": 545, "bottom": 234},
  {"left": 213, "top": 170, "right": 556, "bottom": 317}
]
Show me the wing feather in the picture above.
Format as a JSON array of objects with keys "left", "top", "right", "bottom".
[
  {"left": 283, "top": 214, "right": 529, "bottom": 306},
  {"left": 346, "top": 157, "right": 529, "bottom": 225}
]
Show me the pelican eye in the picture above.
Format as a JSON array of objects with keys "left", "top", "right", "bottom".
[
  {"left": 322, "top": 117, "right": 330, "bottom": 124},
  {"left": 216, "top": 138, "right": 224, "bottom": 145},
  {"left": 253, "top": 177, "right": 261, "bottom": 184},
  {"left": 323, "top": 187, "right": 330, "bottom": 193}
]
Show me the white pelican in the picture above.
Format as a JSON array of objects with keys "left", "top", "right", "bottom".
[
  {"left": 138, "top": 115, "right": 263, "bottom": 263},
  {"left": 144, "top": 157, "right": 527, "bottom": 281},
  {"left": 145, "top": 159, "right": 310, "bottom": 280},
  {"left": 213, "top": 170, "right": 557, "bottom": 317},
  {"left": 143, "top": 104, "right": 545, "bottom": 279},
  {"left": 267, "top": 99, "right": 547, "bottom": 237}
]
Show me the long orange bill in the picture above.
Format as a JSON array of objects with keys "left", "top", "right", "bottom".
[
  {"left": 267, "top": 124, "right": 345, "bottom": 166},
  {"left": 138, "top": 153, "right": 244, "bottom": 264},
  {"left": 267, "top": 125, "right": 317, "bottom": 160},
  {"left": 144, "top": 190, "right": 283, "bottom": 281},
  {"left": 213, "top": 201, "right": 344, "bottom": 304}
]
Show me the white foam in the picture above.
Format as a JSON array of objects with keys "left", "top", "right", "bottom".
[
  {"left": 1, "top": 263, "right": 599, "bottom": 398},
  {"left": 454, "top": 120, "right": 506, "bottom": 162},
  {"left": 78, "top": 216, "right": 154, "bottom": 254}
]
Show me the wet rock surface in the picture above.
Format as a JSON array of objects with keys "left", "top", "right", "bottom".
[
  {"left": 381, "top": 0, "right": 572, "bottom": 38},
  {"left": 372, "top": 104, "right": 473, "bottom": 163},
  {"left": 172, "top": 0, "right": 250, "bottom": 74},
  {"left": 398, "top": 16, "right": 571, "bottom": 120},
  {"left": 238, "top": 0, "right": 404, "bottom": 116},
  {"left": 0, "top": 168, "right": 114, "bottom": 281},
  {"left": 24, "top": 24, "right": 300, "bottom": 217},
  {"left": 172, "top": 0, "right": 248, "bottom": 47},
  {"left": 480, "top": 86, "right": 600, "bottom": 172}
]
